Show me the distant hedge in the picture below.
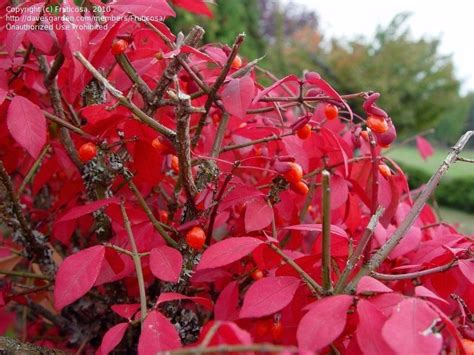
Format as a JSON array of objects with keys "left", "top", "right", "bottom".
[{"left": 397, "top": 163, "right": 474, "bottom": 212}]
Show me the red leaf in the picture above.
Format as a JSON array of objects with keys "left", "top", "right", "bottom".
[
  {"left": 356, "top": 300, "right": 395, "bottom": 355},
  {"left": 240, "top": 276, "right": 300, "bottom": 318},
  {"left": 156, "top": 292, "right": 213, "bottom": 311},
  {"left": 54, "top": 245, "right": 106, "bottom": 310},
  {"left": 196, "top": 237, "right": 263, "bottom": 270},
  {"left": 244, "top": 198, "right": 273, "bottom": 233},
  {"left": 57, "top": 198, "right": 119, "bottom": 223},
  {"left": 215, "top": 281, "right": 239, "bottom": 321},
  {"left": 97, "top": 322, "right": 129, "bottom": 355},
  {"left": 221, "top": 76, "right": 255, "bottom": 119},
  {"left": 0, "top": 71, "right": 8, "bottom": 105},
  {"left": 310, "top": 77, "right": 343, "bottom": 102},
  {"left": 382, "top": 298, "right": 442, "bottom": 354},
  {"left": 149, "top": 245, "right": 182, "bottom": 283},
  {"left": 111, "top": 304, "right": 140, "bottom": 320},
  {"left": 458, "top": 260, "right": 474, "bottom": 283},
  {"left": 138, "top": 310, "right": 181, "bottom": 354},
  {"left": 5, "top": 2, "right": 45, "bottom": 56},
  {"left": 198, "top": 321, "right": 252, "bottom": 347},
  {"left": 284, "top": 224, "right": 348, "bottom": 239},
  {"left": 415, "top": 286, "right": 449, "bottom": 305},
  {"left": 297, "top": 295, "right": 353, "bottom": 351},
  {"left": 252, "top": 74, "right": 299, "bottom": 103},
  {"left": 172, "top": 0, "right": 212, "bottom": 17},
  {"left": 111, "top": 0, "right": 175, "bottom": 19},
  {"left": 330, "top": 175, "right": 349, "bottom": 210},
  {"left": 416, "top": 136, "right": 434, "bottom": 160},
  {"left": 7, "top": 96, "right": 47, "bottom": 159},
  {"left": 356, "top": 276, "right": 393, "bottom": 294}
]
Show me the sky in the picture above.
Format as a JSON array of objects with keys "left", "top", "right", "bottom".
[{"left": 293, "top": 0, "right": 474, "bottom": 94}]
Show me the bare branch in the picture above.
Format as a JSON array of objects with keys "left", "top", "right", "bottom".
[
  {"left": 349, "top": 131, "right": 474, "bottom": 289},
  {"left": 74, "top": 52, "right": 176, "bottom": 140}
]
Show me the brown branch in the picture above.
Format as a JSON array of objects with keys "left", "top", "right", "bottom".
[
  {"left": 176, "top": 94, "right": 198, "bottom": 201},
  {"left": 126, "top": 179, "right": 178, "bottom": 248},
  {"left": 207, "top": 162, "right": 240, "bottom": 242},
  {"left": 74, "top": 52, "right": 176, "bottom": 140},
  {"left": 371, "top": 259, "right": 463, "bottom": 281},
  {"left": 0, "top": 269, "right": 51, "bottom": 280},
  {"left": 38, "top": 55, "right": 83, "bottom": 169},
  {"left": 115, "top": 53, "right": 153, "bottom": 103},
  {"left": 0, "top": 160, "right": 54, "bottom": 276},
  {"left": 169, "top": 343, "right": 298, "bottom": 354},
  {"left": 333, "top": 207, "right": 384, "bottom": 294},
  {"left": 268, "top": 243, "right": 323, "bottom": 296},
  {"left": 210, "top": 112, "right": 230, "bottom": 158},
  {"left": 0, "top": 336, "right": 71, "bottom": 354},
  {"left": 368, "top": 130, "right": 379, "bottom": 215},
  {"left": 321, "top": 170, "right": 332, "bottom": 293},
  {"left": 17, "top": 144, "right": 50, "bottom": 196},
  {"left": 349, "top": 131, "right": 474, "bottom": 289},
  {"left": 120, "top": 202, "right": 147, "bottom": 322},
  {"left": 220, "top": 132, "right": 293, "bottom": 153},
  {"left": 192, "top": 33, "right": 246, "bottom": 147},
  {"left": 148, "top": 26, "right": 205, "bottom": 114}
]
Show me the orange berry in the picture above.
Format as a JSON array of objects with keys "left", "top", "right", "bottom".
[
  {"left": 231, "top": 55, "right": 242, "bottom": 69},
  {"left": 367, "top": 115, "right": 388, "bottom": 134},
  {"left": 360, "top": 130, "right": 369, "bottom": 142},
  {"left": 151, "top": 137, "right": 163, "bottom": 151},
  {"left": 171, "top": 155, "right": 179, "bottom": 173},
  {"left": 324, "top": 104, "right": 339, "bottom": 120},
  {"left": 185, "top": 226, "right": 206, "bottom": 250},
  {"left": 78, "top": 142, "right": 97, "bottom": 162},
  {"left": 251, "top": 269, "right": 264, "bottom": 280},
  {"left": 461, "top": 339, "right": 474, "bottom": 354},
  {"left": 283, "top": 163, "right": 303, "bottom": 184},
  {"left": 291, "top": 181, "right": 309, "bottom": 195},
  {"left": 296, "top": 124, "right": 312, "bottom": 139},
  {"left": 111, "top": 39, "right": 128, "bottom": 55},
  {"left": 159, "top": 210, "right": 168, "bottom": 223},
  {"left": 378, "top": 164, "right": 392, "bottom": 178}
]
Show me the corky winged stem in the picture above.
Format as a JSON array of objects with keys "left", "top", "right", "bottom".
[{"left": 321, "top": 170, "right": 332, "bottom": 293}]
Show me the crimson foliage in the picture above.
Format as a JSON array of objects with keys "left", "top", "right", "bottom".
[{"left": 0, "top": 0, "right": 473, "bottom": 353}]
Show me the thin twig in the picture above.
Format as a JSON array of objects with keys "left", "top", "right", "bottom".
[
  {"left": 73, "top": 52, "right": 176, "bottom": 140},
  {"left": 0, "top": 269, "right": 51, "bottom": 280},
  {"left": 333, "top": 207, "right": 384, "bottom": 294},
  {"left": 148, "top": 25, "right": 205, "bottom": 114},
  {"left": 115, "top": 53, "right": 153, "bottom": 103},
  {"left": 120, "top": 202, "right": 147, "bottom": 322},
  {"left": 17, "top": 144, "right": 50, "bottom": 197},
  {"left": 176, "top": 93, "right": 198, "bottom": 201},
  {"left": 192, "top": 33, "right": 246, "bottom": 147},
  {"left": 210, "top": 112, "right": 230, "bottom": 158},
  {"left": 0, "top": 160, "right": 54, "bottom": 276},
  {"left": 168, "top": 343, "right": 298, "bottom": 354},
  {"left": 321, "top": 170, "right": 332, "bottom": 293},
  {"left": 268, "top": 243, "right": 323, "bottom": 296},
  {"left": 371, "top": 259, "right": 463, "bottom": 281},
  {"left": 127, "top": 179, "right": 178, "bottom": 248},
  {"left": 206, "top": 162, "right": 239, "bottom": 243},
  {"left": 220, "top": 132, "right": 293, "bottom": 153},
  {"left": 349, "top": 131, "right": 474, "bottom": 289},
  {"left": 368, "top": 130, "right": 379, "bottom": 215}
]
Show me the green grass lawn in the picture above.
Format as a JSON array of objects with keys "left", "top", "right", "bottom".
[
  {"left": 387, "top": 145, "right": 474, "bottom": 234},
  {"left": 386, "top": 145, "right": 474, "bottom": 179},
  {"left": 438, "top": 206, "right": 474, "bottom": 234}
]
